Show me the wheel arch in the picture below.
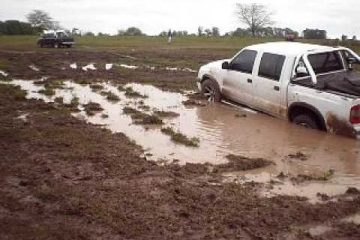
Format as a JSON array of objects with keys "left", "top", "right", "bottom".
[
  {"left": 201, "top": 74, "right": 215, "bottom": 83},
  {"left": 201, "top": 74, "right": 221, "bottom": 91},
  {"left": 288, "top": 102, "right": 327, "bottom": 131}
]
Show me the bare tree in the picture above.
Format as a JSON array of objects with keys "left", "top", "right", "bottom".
[
  {"left": 236, "top": 3, "right": 274, "bottom": 37},
  {"left": 26, "top": 10, "right": 54, "bottom": 30},
  {"left": 197, "top": 26, "right": 204, "bottom": 37}
]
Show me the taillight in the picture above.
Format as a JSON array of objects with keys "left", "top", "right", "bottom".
[{"left": 350, "top": 105, "right": 360, "bottom": 124}]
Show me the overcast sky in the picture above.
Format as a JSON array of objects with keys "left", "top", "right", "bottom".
[{"left": 1, "top": 0, "right": 359, "bottom": 38}]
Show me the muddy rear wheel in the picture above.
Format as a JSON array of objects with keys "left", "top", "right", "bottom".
[
  {"left": 201, "top": 79, "right": 221, "bottom": 102},
  {"left": 293, "top": 114, "right": 320, "bottom": 129}
]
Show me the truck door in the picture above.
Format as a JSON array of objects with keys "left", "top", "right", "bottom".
[
  {"left": 222, "top": 50, "right": 257, "bottom": 106},
  {"left": 252, "top": 52, "right": 286, "bottom": 117}
]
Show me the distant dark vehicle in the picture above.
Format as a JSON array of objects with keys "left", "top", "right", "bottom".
[
  {"left": 285, "top": 34, "right": 296, "bottom": 41},
  {"left": 37, "top": 31, "right": 75, "bottom": 48}
]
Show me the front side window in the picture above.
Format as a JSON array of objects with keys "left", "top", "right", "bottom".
[
  {"left": 230, "top": 50, "right": 257, "bottom": 74},
  {"left": 258, "top": 53, "right": 286, "bottom": 81},
  {"left": 308, "top": 51, "right": 344, "bottom": 74}
]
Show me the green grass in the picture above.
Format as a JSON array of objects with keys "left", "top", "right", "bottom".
[
  {"left": 123, "top": 107, "right": 139, "bottom": 115},
  {"left": 64, "top": 97, "right": 80, "bottom": 110},
  {"left": 39, "top": 88, "right": 55, "bottom": 96},
  {"left": 13, "top": 86, "right": 27, "bottom": 100},
  {"left": 161, "top": 127, "right": 199, "bottom": 147},
  {"left": 154, "top": 110, "right": 180, "bottom": 118},
  {"left": 100, "top": 91, "right": 120, "bottom": 102},
  {"left": 1, "top": 35, "right": 359, "bottom": 54},
  {"left": 122, "top": 107, "right": 163, "bottom": 125},
  {"left": 90, "top": 84, "right": 104, "bottom": 91},
  {"left": 124, "top": 86, "right": 147, "bottom": 98}
]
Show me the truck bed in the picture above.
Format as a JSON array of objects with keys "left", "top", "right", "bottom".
[{"left": 294, "top": 71, "right": 360, "bottom": 98}]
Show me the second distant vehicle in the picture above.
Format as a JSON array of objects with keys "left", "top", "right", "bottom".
[{"left": 37, "top": 30, "right": 75, "bottom": 48}]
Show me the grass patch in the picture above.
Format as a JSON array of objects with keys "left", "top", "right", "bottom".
[
  {"left": 0, "top": 75, "right": 10, "bottom": 82},
  {"left": 123, "top": 107, "right": 163, "bottom": 125},
  {"left": 291, "top": 169, "right": 335, "bottom": 183},
  {"left": 154, "top": 110, "right": 180, "bottom": 118},
  {"left": 235, "top": 113, "right": 247, "bottom": 118},
  {"left": 45, "top": 80, "right": 65, "bottom": 89},
  {"left": 137, "top": 114, "right": 163, "bottom": 125},
  {"left": 90, "top": 84, "right": 104, "bottom": 91},
  {"left": 212, "top": 154, "right": 273, "bottom": 173},
  {"left": 138, "top": 105, "right": 150, "bottom": 111},
  {"left": 288, "top": 151, "right": 308, "bottom": 161},
  {"left": 124, "top": 86, "right": 147, "bottom": 98},
  {"left": 37, "top": 80, "right": 65, "bottom": 97},
  {"left": 161, "top": 127, "right": 199, "bottom": 147},
  {"left": 123, "top": 107, "right": 139, "bottom": 114},
  {"left": 0, "top": 84, "right": 26, "bottom": 101},
  {"left": 77, "top": 79, "right": 91, "bottom": 85},
  {"left": 84, "top": 102, "right": 103, "bottom": 116},
  {"left": 100, "top": 91, "right": 120, "bottom": 102},
  {"left": 54, "top": 97, "right": 64, "bottom": 104},
  {"left": 39, "top": 88, "right": 55, "bottom": 96},
  {"left": 33, "top": 80, "right": 44, "bottom": 85},
  {"left": 117, "top": 85, "right": 125, "bottom": 92},
  {"left": 13, "top": 86, "right": 27, "bottom": 101},
  {"left": 64, "top": 97, "right": 80, "bottom": 111}
]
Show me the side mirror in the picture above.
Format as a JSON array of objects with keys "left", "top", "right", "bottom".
[
  {"left": 347, "top": 57, "right": 357, "bottom": 70},
  {"left": 222, "top": 61, "right": 230, "bottom": 70}
]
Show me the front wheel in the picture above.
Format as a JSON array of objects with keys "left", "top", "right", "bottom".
[
  {"left": 201, "top": 79, "right": 222, "bottom": 102},
  {"left": 293, "top": 114, "right": 320, "bottom": 130}
]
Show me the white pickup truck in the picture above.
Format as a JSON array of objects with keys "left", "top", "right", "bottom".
[{"left": 197, "top": 42, "right": 360, "bottom": 137}]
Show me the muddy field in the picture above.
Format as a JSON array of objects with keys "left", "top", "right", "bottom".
[{"left": 0, "top": 39, "right": 360, "bottom": 239}]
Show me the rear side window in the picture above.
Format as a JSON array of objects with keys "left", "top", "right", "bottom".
[
  {"left": 308, "top": 51, "right": 343, "bottom": 74},
  {"left": 230, "top": 50, "right": 257, "bottom": 74},
  {"left": 258, "top": 53, "right": 286, "bottom": 81}
]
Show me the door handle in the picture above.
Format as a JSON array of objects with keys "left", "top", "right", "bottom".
[
  {"left": 247, "top": 79, "right": 252, "bottom": 83},
  {"left": 274, "top": 86, "right": 280, "bottom": 91}
]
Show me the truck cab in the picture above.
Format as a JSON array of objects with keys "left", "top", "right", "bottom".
[
  {"left": 197, "top": 42, "right": 360, "bottom": 137},
  {"left": 37, "top": 30, "right": 75, "bottom": 48}
]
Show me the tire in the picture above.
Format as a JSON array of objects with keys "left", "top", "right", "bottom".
[
  {"left": 201, "top": 79, "right": 222, "bottom": 102},
  {"left": 292, "top": 114, "right": 320, "bottom": 130},
  {"left": 54, "top": 43, "right": 59, "bottom": 48}
]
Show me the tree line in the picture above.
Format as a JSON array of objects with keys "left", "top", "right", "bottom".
[
  {"left": 0, "top": 9, "right": 60, "bottom": 35},
  {"left": 0, "top": 6, "right": 357, "bottom": 41}
]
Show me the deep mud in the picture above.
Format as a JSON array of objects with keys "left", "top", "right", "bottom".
[
  {"left": 1, "top": 48, "right": 360, "bottom": 239},
  {"left": 7, "top": 79, "right": 360, "bottom": 203}
]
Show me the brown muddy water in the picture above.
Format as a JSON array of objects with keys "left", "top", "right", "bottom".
[{"left": 4, "top": 79, "right": 360, "bottom": 202}]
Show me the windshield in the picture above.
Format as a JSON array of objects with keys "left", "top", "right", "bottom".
[
  {"left": 56, "top": 31, "right": 68, "bottom": 38},
  {"left": 308, "top": 51, "right": 344, "bottom": 74}
]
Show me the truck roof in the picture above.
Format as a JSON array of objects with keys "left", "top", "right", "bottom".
[{"left": 246, "top": 42, "right": 336, "bottom": 57}]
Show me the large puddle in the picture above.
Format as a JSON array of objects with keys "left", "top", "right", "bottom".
[{"left": 4, "top": 79, "right": 360, "bottom": 201}]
